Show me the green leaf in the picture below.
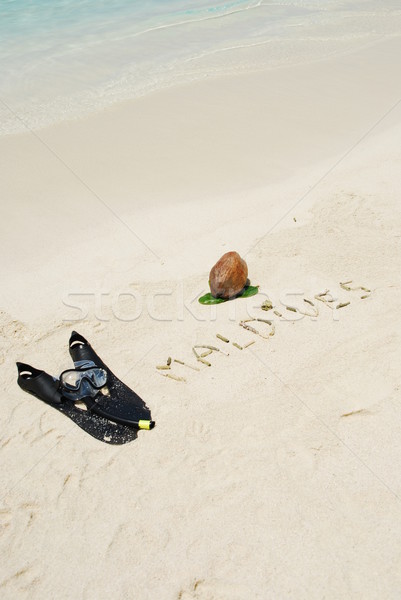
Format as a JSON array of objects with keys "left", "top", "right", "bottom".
[
  {"left": 198, "top": 293, "right": 227, "bottom": 305},
  {"left": 198, "top": 285, "right": 259, "bottom": 305},
  {"left": 240, "top": 285, "right": 259, "bottom": 299}
]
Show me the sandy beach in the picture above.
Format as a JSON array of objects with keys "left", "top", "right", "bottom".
[{"left": 1, "top": 27, "right": 401, "bottom": 600}]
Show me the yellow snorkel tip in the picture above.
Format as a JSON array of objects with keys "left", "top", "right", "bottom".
[{"left": 138, "top": 420, "right": 155, "bottom": 430}]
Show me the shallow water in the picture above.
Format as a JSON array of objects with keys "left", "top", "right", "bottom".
[{"left": 1, "top": 0, "right": 400, "bottom": 134}]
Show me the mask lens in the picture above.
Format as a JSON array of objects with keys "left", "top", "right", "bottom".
[
  {"left": 61, "top": 368, "right": 107, "bottom": 392},
  {"left": 90, "top": 369, "right": 107, "bottom": 388},
  {"left": 62, "top": 371, "right": 81, "bottom": 390}
]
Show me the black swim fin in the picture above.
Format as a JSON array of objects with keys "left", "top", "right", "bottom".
[
  {"left": 68, "top": 331, "right": 155, "bottom": 431},
  {"left": 16, "top": 362, "right": 139, "bottom": 445}
]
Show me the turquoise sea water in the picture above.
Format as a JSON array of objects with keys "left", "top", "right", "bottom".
[{"left": 1, "top": 0, "right": 400, "bottom": 133}]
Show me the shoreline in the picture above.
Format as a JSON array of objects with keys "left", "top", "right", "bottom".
[{"left": 2, "top": 6, "right": 400, "bottom": 137}]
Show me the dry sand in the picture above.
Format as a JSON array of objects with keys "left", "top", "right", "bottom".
[{"left": 1, "top": 36, "right": 401, "bottom": 599}]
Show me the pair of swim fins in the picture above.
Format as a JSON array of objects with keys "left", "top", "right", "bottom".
[{"left": 16, "top": 331, "right": 155, "bottom": 445}]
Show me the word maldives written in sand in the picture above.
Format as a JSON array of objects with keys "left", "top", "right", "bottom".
[{"left": 156, "top": 280, "right": 372, "bottom": 383}]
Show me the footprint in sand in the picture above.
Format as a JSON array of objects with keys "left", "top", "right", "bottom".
[
  {"left": 0, "top": 508, "right": 12, "bottom": 533},
  {"left": 186, "top": 421, "right": 211, "bottom": 444},
  {"left": 178, "top": 578, "right": 249, "bottom": 600},
  {"left": 0, "top": 563, "right": 41, "bottom": 593},
  {"left": 0, "top": 312, "right": 31, "bottom": 364}
]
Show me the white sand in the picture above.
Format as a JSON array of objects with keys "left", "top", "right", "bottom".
[{"left": 1, "top": 36, "right": 401, "bottom": 599}]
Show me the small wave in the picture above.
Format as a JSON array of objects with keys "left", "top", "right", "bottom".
[
  {"left": 0, "top": 0, "right": 264, "bottom": 67},
  {"left": 103, "top": 1, "right": 264, "bottom": 46}
]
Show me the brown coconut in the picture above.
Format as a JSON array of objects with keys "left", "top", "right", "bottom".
[{"left": 209, "top": 251, "right": 248, "bottom": 299}]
